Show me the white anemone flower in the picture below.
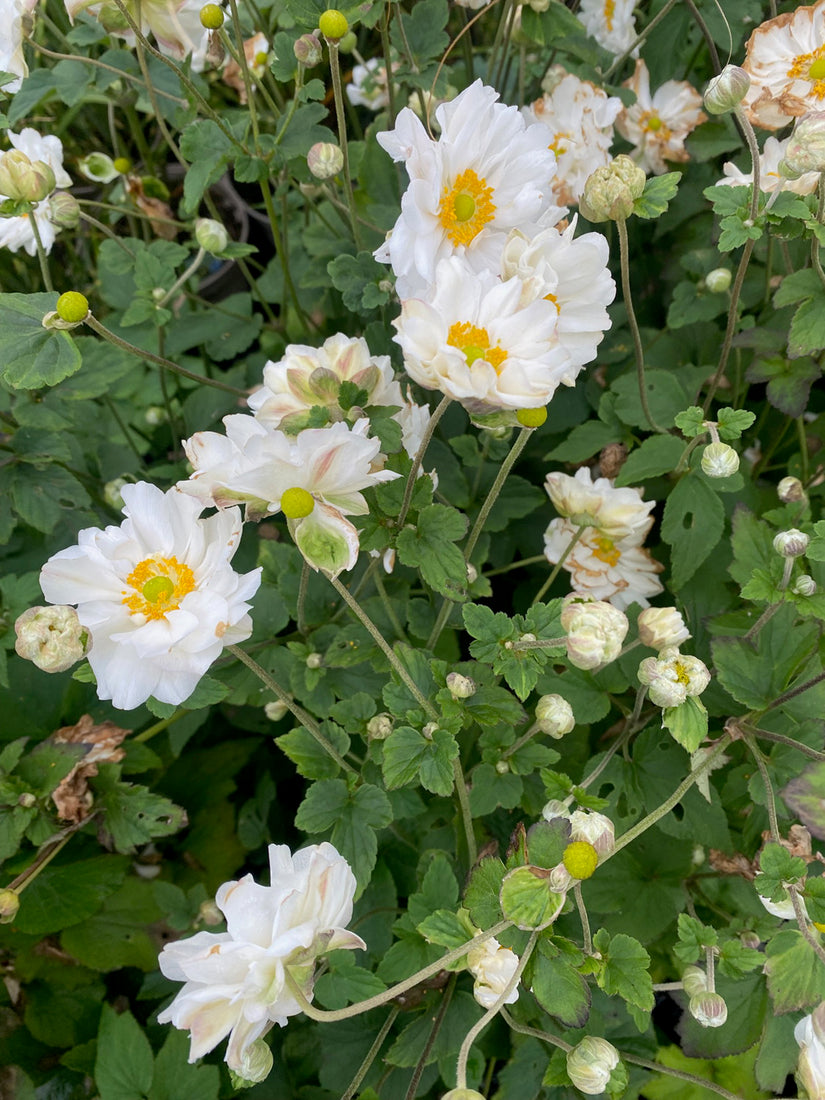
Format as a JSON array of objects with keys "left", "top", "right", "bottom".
[
  {"left": 248, "top": 332, "right": 431, "bottom": 462},
  {"left": 617, "top": 59, "right": 706, "bottom": 175},
  {"left": 392, "top": 256, "right": 567, "bottom": 417},
  {"left": 39, "top": 483, "right": 261, "bottom": 711},
  {"left": 544, "top": 518, "right": 664, "bottom": 610},
  {"left": 158, "top": 842, "right": 366, "bottom": 1082},
  {"left": 544, "top": 467, "right": 655, "bottom": 541},
  {"left": 375, "top": 79, "right": 560, "bottom": 298},
  {"left": 0, "top": 0, "right": 37, "bottom": 93},
  {"left": 717, "top": 134, "right": 820, "bottom": 195},
  {"left": 466, "top": 935, "right": 520, "bottom": 1010},
  {"left": 179, "top": 418, "right": 399, "bottom": 577},
  {"left": 578, "top": 0, "right": 638, "bottom": 59},
  {"left": 637, "top": 646, "right": 711, "bottom": 708},
  {"left": 741, "top": 1, "right": 825, "bottom": 130},
  {"left": 560, "top": 593, "right": 629, "bottom": 670},
  {"left": 0, "top": 129, "right": 71, "bottom": 256},
  {"left": 796, "top": 1003, "right": 825, "bottom": 1099},
  {"left": 501, "top": 220, "right": 615, "bottom": 383},
  {"left": 523, "top": 74, "right": 623, "bottom": 205},
  {"left": 347, "top": 57, "right": 394, "bottom": 110},
  {"left": 65, "top": 0, "right": 210, "bottom": 71}
]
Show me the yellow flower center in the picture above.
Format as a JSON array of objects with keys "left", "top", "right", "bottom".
[
  {"left": 563, "top": 841, "right": 599, "bottom": 880},
  {"left": 641, "top": 111, "right": 670, "bottom": 137},
  {"left": 447, "top": 321, "right": 507, "bottom": 373},
  {"left": 604, "top": 0, "right": 614, "bottom": 31},
  {"left": 122, "top": 555, "right": 196, "bottom": 621},
  {"left": 788, "top": 46, "right": 825, "bottom": 98},
  {"left": 544, "top": 291, "right": 560, "bottom": 313},
  {"left": 592, "top": 535, "right": 621, "bottom": 566},
  {"left": 549, "top": 131, "right": 572, "bottom": 156},
  {"left": 281, "top": 486, "right": 315, "bottom": 519},
  {"left": 439, "top": 168, "right": 496, "bottom": 247},
  {"left": 673, "top": 661, "right": 691, "bottom": 686}
]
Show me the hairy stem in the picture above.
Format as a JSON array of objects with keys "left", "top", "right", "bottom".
[{"left": 617, "top": 217, "right": 665, "bottom": 433}]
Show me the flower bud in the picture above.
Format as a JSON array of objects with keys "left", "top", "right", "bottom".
[
  {"left": 235, "top": 1038, "right": 273, "bottom": 1084},
  {"left": 778, "top": 476, "right": 806, "bottom": 503},
  {"left": 782, "top": 111, "right": 825, "bottom": 177},
  {"left": 145, "top": 405, "right": 167, "bottom": 426},
  {"left": 15, "top": 605, "right": 88, "bottom": 673},
  {"left": 446, "top": 672, "right": 476, "bottom": 699},
  {"left": 579, "top": 155, "right": 646, "bottom": 223},
  {"left": 0, "top": 150, "right": 55, "bottom": 202},
  {"left": 689, "top": 991, "right": 728, "bottom": 1028},
  {"left": 78, "top": 152, "right": 119, "bottom": 183},
  {"left": 495, "top": 759, "right": 510, "bottom": 775},
  {"left": 198, "top": 898, "right": 223, "bottom": 925},
  {"left": 103, "top": 476, "right": 128, "bottom": 510},
  {"left": 467, "top": 935, "right": 520, "bottom": 1010},
  {"left": 705, "top": 267, "right": 731, "bottom": 293},
  {"left": 566, "top": 1037, "right": 621, "bottom": 1095},
  {"left": 703, "top": 65, "right": 750, "bottom": 115},
  {"left": 306, "top": 652, "right": 323, "bottom": 670},
  {"left": 0, "top": 889, "right": 20, "bottom": 924},
  {"left": 682, "top": 964, "right": 708, "bottom": 998},
  {"left": 18, "top": 792, "right": 36, "bottom": 809},
  {"left": 264, "top": 700, "right": 289, "bottom": 721},
  {"left": 318, "top": 8, "right": 348, "bottom": 41},
  {"left": 569, "top": 810, "right": 614, "bottom": 857},
  {"left": 195, "top": 217, "right": 229, "bottom": 255},
  {"left": 701, "top": 441, "right": 740, "bottom": 478},
  {"left": 547, "top": 862, "right": 574, "bottom": 892},
  {"left": 307, "top": 141, "right": 344, "bottom": 179},
  {"left": 294, "top": 32, "right": 322, "bottom": 66},
  {"left": 367, "top": 713, "right": 393, "bottom": 740},
  {"left": 442, "top": 1091, "right": 487, "bottom": 1100},
  {"left": 637, "top": 607, "right": 691, "bottom": 652},
  {"left": 535, "top": 694, "right": 575, "bottom": 738},
  {"left": 48, "top": 191, "right": 80, "bottom": 229},
  {"left": 638, "top": 647, "right": 711, "bottom": 709},
  {"left": 740, "top": 930, "right": 761, "bottom": 950},
  {"left": 541, "top": 799, "right": 571, "bottom": 824},
  {"left": 773, "top": 528, "right": 809, "bottom": 557},
  {"left": 561, "top": 594, "right": 629, "bottom": 671},
  {"left": 793, "top": 574, "right": 817, "bottom": 597},
  {"left": 112, "top": 156, "right": 132, "bottom": 174}
]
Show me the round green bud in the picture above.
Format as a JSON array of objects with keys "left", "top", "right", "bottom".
[
  {"left": 294, "top": 32, "right": 323, "bottom": 66},
  {"left": 195, "top": 216, "right": 229, "bottom": 255},
  {"left": 562, "top": 840, "right": 599, "bottom": 880},
  {"left": 200, "top": 3, "right": 224, "bottom": 29},
  {"left": 112, "top": 156, "right": 132, "bottom": 174},
  {"left": 55, "top": 291, "right": 89, "bottom": 323},
  {"left": 337, "top": 30, "right": 357, "bottom": 53},
  {"left": 318, "top": 8, "right": 348, "bottom": 40},
  {"left": 703, "top": 65, "right": 750, "bottom": 115},
  {"left": 705, "top": 267, "right": 731, "bottom": 294},
  {"left": 0, "top": 888, "right": 20, "bottom": 923},
  {"left": 281, "top": 486, "right": 315, "bottom": 518},
  {"left": 516, "top": 406, "right": 547, "bottom": 428}
]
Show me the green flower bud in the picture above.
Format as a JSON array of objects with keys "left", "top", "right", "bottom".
[
  {"left": 367, "top": 713, "right": 393, "bottom": 740},
  {"left": 0, "top": 150, "right": 55, "bottom": 202},
  {"left": 705, "top": 267, "right": 731, "bottom": 293},
  {"left": 49, "top": 191, "right": 80, "bottom": 229},
  {"left": 701, "top": 441, "right": 739, "bottom": 478},
  {"left": 0, "top": 889, "right": 20, "bottom": 924},
  {"left": 446, "top": 672, "right": 476, "bottom": 699},
  {"left": 681, "top": 964, "right": 708, "bottom": 997},
  {"left": 307, "top": 141, "right": 344, "bottom": 179},
  {"left": 264, "top": 700, "right": 289, "bottom": 721},
  {"left": 318, "top": 8, "right": 348, "bottom": 41},
  {"left": 78, "top": 152, "right": 119, "bottom": 183},
  {"left": 703, "top": 65, "right": 750, "bottom": 115},
  {"left": 55, "top": 291, "right": 89, "bottom": 323},
  {"left": 579, "top": 155, "right": 646, "bottom": 223},
  {"left": 194, "top": 216, "right": 229, "bottom": 255},
  {"left": 782, "top": 111, "right": 825, "bottom": 177},
  {"left": 777, "top": 475, "right": 805, "bottom": 503},
  {"left": 793, "top": 573, "right": 817, "bottom": 597},
  {"left": 689, "top": 991, "right": 728, "bottom": 1028},
  {"left": 773, "top": 528, "right": 809, "bottom": 557},
  {"left": 294, "top": 32, "right": 322, "bottom": 66},
  {"left": 566, "top": 1037, "right": 621, "bottom": 1095}
]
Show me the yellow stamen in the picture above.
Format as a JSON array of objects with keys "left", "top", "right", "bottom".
[
  {"left": 447, "top": 321, "right": 507, "bottom": 373},
  {"left": 122, "top": 555, "right": 196, "bottom": 620},
  {"left": 549, "top": 131, "right": 572, "bottom": 156},
  {"left": 673, "top": 661, "right": 691, "bottom": 686},
  {"left": 604, "top": 0, "right": 614, "bottom": 32},
  {"left": 592, "top": 535, "right": 621, "bottom": 567},
  {"left": 544, "top": 291, "right": 560, "bottom": 313},
  {"left": 439, "top": 168, "right": 496, "bottom": 247},
  {"left": 788, "top": 47, "right": 825, "bottom": 98}
]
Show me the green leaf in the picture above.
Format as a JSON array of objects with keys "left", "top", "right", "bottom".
[
  {"left": 10, "top": 464, "right": 90, "bottom": 533},
  {"left": 416, "top": 908, "right": 472, "bottom": 951},
  {"left": 756, "top": 840, "right": 806, "bottom": 900},
  {"left": 519, "top": 0, "right": 584, "bottom": 42},
  {"left": 179, "top": 119, "right": 234, "bottom": 212},
  {"left": 661, "top": 473, "right": 725, "bottom": 588},
  {"left": 717, "top": 939, "right": 764, "bottom": 979},
  {"left": 614, "top": 434, "right": 684, "bottom": 485},
  {"left": 276, "top": 722, "right": 351, "bottom": 779},
  {"left": 95, "top": 1005, "right": 154, "bottom": 1100},
  {"left": 716, "top": 407, "right": 756, "bottom": 440},
  {"left": 465, "top": 857, "right": 506, "bottom": 929},
  {"left": 390, "top": 0, "right": 449, "bottom": 66},
  {"left": 674, "top": 913, "right": 717, "bottom": 964},
  {"left": 667, "top": 279, "right": 728, "bottom": 328},
  {"left": 611, "top": 369, "right": 690, "bottom": 431},
  {"left": 14, "top": 855, "right": 129, "bottom": 934},
  {"left": 148, "top": 1031, "right": 220, "bottom": 1100},
  {"left": 381, "top": 725, "right": 459, "bottom": 797},
  {"left": 746, "top": 352, "right": 821, "bottom": 418},
  {"left": 545, "top": 419, "right": 622, "bottom": 462},
  {"left": 295, "top": 779, "right": 392, "bottom": 893},
  {"left": 662, "top": 695, "right": 709, "bottom": 753},
  {"left": 633, "top": 172, "right": 680, "bottom": 219},
  {"left": 396, "top": 504, "right": 469, "bottom": 599},
  {"left": 0, "top": 293, "right": 82, "bottom": 389},
  {"left": 591, "top": 929, "right": 654, "bottom": 1012},
  {"left": 468, "top": 762, "right": 523, "bottom": 816},
  {"left": 90, "top": 764, "right": 187, "bottom": 853},
  {"left": 314, "top": 951, "right": 387, "bottom": 1009},
  {"left": 61, "top": 877, "right": 163, "bottom": 971},
  {"left": 328, "top": 251, "right": 391, "bottom": 314},
  {"left": 765, "top": 928, "right": 825, "bottom": 1013},
  {"left": 531, "top": 951, "right": 590, "bottom": 1028},
  {"left": 526, "top": 818, "right": 569, "bottom": 870},
  {"left": 499, "top": 866, "right": 564, "bottom": 930},
  {"left": 712, "top": 604, "right": 816, "bottom": 710},
  {"left": 674, "top": 406, "right": 707, "bottom": 438}
]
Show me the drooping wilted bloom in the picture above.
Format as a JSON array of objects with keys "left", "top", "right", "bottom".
[
  {"left": 466, "top": 934, "right": 520, "bottom": 1010},
  {"left": 39, "top": 484, "right": 260, "bottom": 710},
  {"left": 523, "top": 73, "right": 622, "bottom": 205},
  {"left": 0, "top": 129, "right": 72, "bottom": 256},
  {"left": 375, "top": 80, "right": 559, "bottom": 298},
  {"left": 545, "top": 519, "right": 664, "bottom": 609},
  {"left": 158, "top": 843, "right": 366, "bottom": 1083},
  {"left": 718, "top": 134, "right": 820, "bottom": 195},
  {"left": 741, "top": 1, "right": 825, "bottom": 130},
  {"left": 617, "top": 59, "right": 706, "bottom": 175}
]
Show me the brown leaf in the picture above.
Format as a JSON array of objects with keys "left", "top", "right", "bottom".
[{"left": 51, "top": 716, "right": 129, "bottom": 824}]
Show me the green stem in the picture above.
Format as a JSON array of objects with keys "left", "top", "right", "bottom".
[
  {"left": 341, "top": 1006, "right": 400, "bottom": 1100},
  {"left": 453, "top": 757, "right": 478, "bottom": 868},
  {"left": 465, "top": 428, "right": 530, "bottom": 564},
  {"left": 32, "top": 41, "right": 187, "bottom": 102},
  {"left": 500, "top": 1010, "right": 572, "bottom": 1053},
  {"left": 226, "top": 0, "right": 260, "bottom": 146},
  {"left": 374, "top": 570, "right": 408, "bottom": 642},
  {"left": 327, "top": 40, "right": 361, "bottom": 249},
  {"left": 135, "top": 711, "right": 185, "bottom": 743},
  {"left": 286, "top": 919, "right": 513, "bottom": 1022},
  {"left": 157, "top": 248, "right": 205, "bottom": 308},
  {"left": 397, "top": 395, "right": 450, "bottom": 529},
  {"left": 531, "top": 526, "right": 585, "bottom": 606},
  {"left": 404, "top": 976, "right": 455, "bottom": 1100},
  {"left": 797, "top": 416, "right": 811, "bottom": 483},
  {"left": 573, "top": 883, "right": 592, "bottom": 954},
  {"left": 7, "top": 825, "right": 83, "bottom": 894},
  {"left": 702, "top": 238, "right": 756, "bottom": 414},
  {"left": 84, "top": 314, "right": 247, "bottom": 395},
  {"left": 602, "top": 0, "right": 679, "bottom": 80},
  {"left": 745, "top": 725, "right": 825, "bottom": 762},
  {"left": 379, "top": 7, "right": 397, "bottom": 127},
  {"left": 502, "top": 722, "right": 542, "bottom": 761},
  {"left": 484, "top": 554, "right": 547, "bottom": 578},
  {"left": 297, "top": 560, "right": 310, "bottom": 635},
  {"left": 227, "top": 644, "right": 357, "bottom": 775},
  {"left": 28, "top": 214, "right": 53, "bottom": 292},
  {"left": 78, "top": 210, "right": 137, "bottom": 256},
  {"left": 456, "top": 930, "right": 539, "bottom": 1090},
  {"left": 132, "top": 0, "right": 186, "bottom": 170},
  {"left": 789, "top": 884, "right": 825, "bottom": 968},
  {"left": 617, "top": 217, "right": 665, "bottom": 433},
  {"left": 733, "top": 106, "right": 761, "bottom": 222},
  {"left": 764, "top": 668, "right": 825, "bottom": 712},
  {"left": 743, "top": 733, "right": 781, "bottom": 840}
]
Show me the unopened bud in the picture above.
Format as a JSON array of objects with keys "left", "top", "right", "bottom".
[
  {"left": 15, "top": 605, "right": 88, "bottom": 673},
  {"left": 705, "top": 267, "right": 731, "bottom": 293},
  {"left": 235, "top": 1038, "right": 273, "bottom": 1084},
  {"left": 307, "top": 142, "right": 344, "bottom": 179},
  {"left": 145, "top": 405, "right": 167, "bottom": 426},
  {"left": 740, "top": 930, "right": 760, "bottom": 950},
  {"left": 681, "top": 964, "right": 708, "bottom": 997},
  {"left": 782, "top": 111, "right": 825, "bottom": 177},
  {"left": 561, "top": 594, "right": 629, "bottom": 671},
  {"left": 78, "top": 152, "right": 119, "bottom": 183},
  {"left": 773, "top": 528, "right": 809, "bottom": 557},
  {"left": 305, "top": 652, "right": 323, "bottom": 669},
  {"left": 442, "top": 1091, "right": 487, "bottom": 1100},
  {"left": 703, "top": 65, "right": 750, "bottom": 115},
  {"left": 793, "top": 574, "right": 817, "bottom": 597},
  {"left": 48, "top": 191, "right": 80, "bottom": 229},
  {"left": 198, "top": 899, "right": 223, "bottom": 925},
  {"left": 701, "top": 441, "right": 739, "bottom": 478},
  {"left": 195, "top": 217, "right": 229, "bottom": 255},
  {"left": 0, "top": 889, "right": 20, "bottom": 923},
  {"left": 566, "top": 1036, "right": 622, "bottom": 1095},
  {"left": 778, "top": 475, "right": 805, "bottom": 503},
  {"left": 367, "top": 713, "right": 393, "bottom": 740},
  {"left": 294, "top": 32, "right": 322, "bottom": 66},
  {"left": 689, "top": 991, "right": 728, "bottom": 1028},
  {"left": 264, "top": 700, "right": 289, "bottom": 721},
  {"left": 541, "top": 799, "right": 571, "bottom": 823},
  {"left": 637, "top": 606, "right": 690, "bottom": 652},
  {"left": 0, "top": 150, "right": 55, "bottom": 202},
  {"left": 535, "top": 694, "right": 575, "bottom": 738},
  {"left": 466, "top": 563, "right": 478, "bottom": 584},
  {"left": 569, "top": 810, "right": 614, "bottom": 857},
  {"left": 579, "top": 154, "right": 646, "bottom": 223},
  {"left": 495, "top": 759, "right": 510, "bottom": 774},
  {"left": 103, "top": 477, "right": 128, "bottom": 510},
  {"left": 446, "top": 672, "right": 476, "bottom": 699},
  {"left": 422, "top": 722, "right": 437, "bottom": 740}
]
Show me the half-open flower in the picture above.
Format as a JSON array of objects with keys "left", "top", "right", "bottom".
[
  {"left": 544, "top": 466, "right": 653, "bottom": 541},
  {"left": 637, "top": 646, "right": 711, "bottom": 708},
  {"left": 0, "top": 128, "right": 72, "bottom": 256},
  {"left": 466, "top": 934, "right": 520, "bottom": 1010},
  {"left": 796, "top": 1003, "right": 825, "bottom": 1099}
]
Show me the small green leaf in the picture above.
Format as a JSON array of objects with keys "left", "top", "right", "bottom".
[
  {"left": 633, "top": 172, "right": 680, "bottom": 219},
  {"left": 614, "top": 434, "right": 684, "bottom": 485},
  {"left": 716, "top": 407, "right": 756, "bottom": 440},
  {"left": 674, "top": 405, "right": 707, "bottom": 438},
  {"left": 531, "top": 951, "right": 590, "bottom": 1028},
  {"left": 499, "top": 865, "right": 564, "bottom": 930},
  {"left": 0, "top": 293, "right": 82, "bottom": 389},
  {"left": 661, "top": 473, "right": 725, "bottom": 589},
  {"left": 662, "top": 695, "right": 708, "bottom": 753},
  {"left": 591, "top": 929, "right": 654, "bottom": 1012}
]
